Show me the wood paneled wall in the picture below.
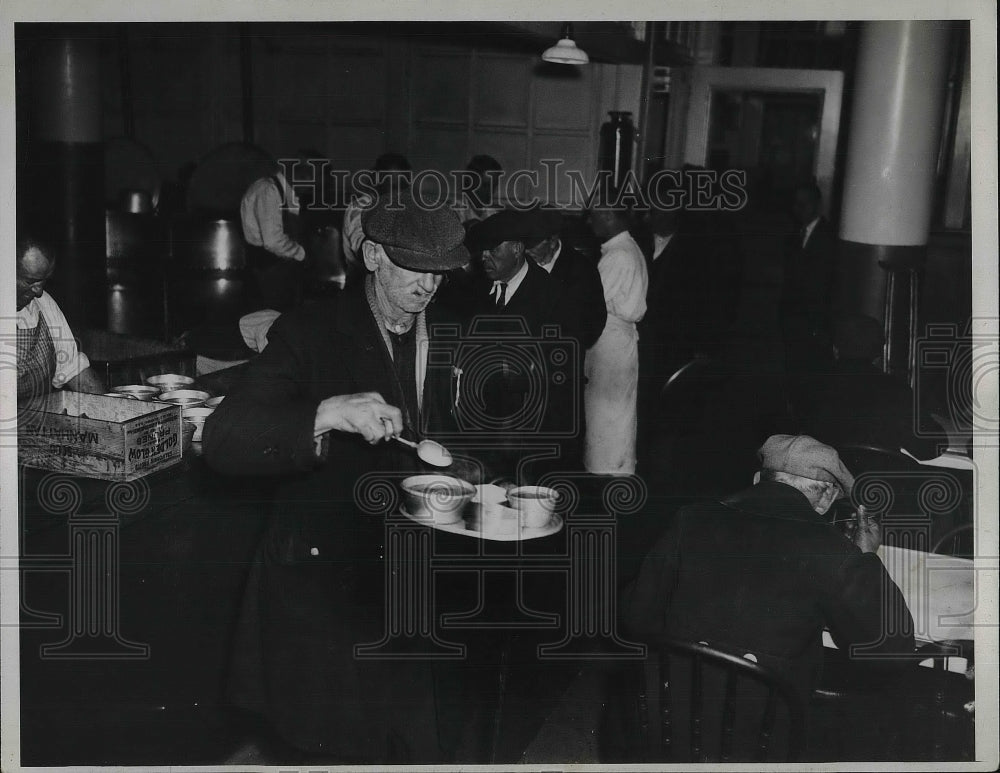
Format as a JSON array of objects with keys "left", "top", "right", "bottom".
[{"left": 106, "top": 25, "right": 641, "bottom": 205}]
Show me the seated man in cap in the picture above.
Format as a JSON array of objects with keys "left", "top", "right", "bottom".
[
  {"left": 441, "top": 209, "right": 582, "bottom": 478},
  {"left": 203, "top": 193, "right": 471, "bottom": 764},
  {"left": 605, "top": 434, "right": 914, "bottom": 761},
  {"left": 790, "top": 314, "right": 946, "bottom": 460}
]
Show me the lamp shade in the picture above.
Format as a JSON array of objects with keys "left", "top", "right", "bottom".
[{"left": 541, "top": 37, "right": 590, "bottom": 65}]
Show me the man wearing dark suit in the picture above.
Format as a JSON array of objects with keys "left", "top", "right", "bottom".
[
  {"left": 606, "top": 435, "right": 914, "bottom": 761},
  {"left": 780, "top": 183, "right": 838, "bottom": 376},
  {"left": 521, "top": 208, "right": 607, "bottom": 351},
  {"left": 203, "top": 193, "right": 471, "bottom": 763},
  {"left": 450, "top": 210, "right": 581, "bottom": 477}
]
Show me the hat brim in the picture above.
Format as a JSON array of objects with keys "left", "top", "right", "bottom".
[{"left": 383, "top": 243, "right": 470, "bottom": 272}]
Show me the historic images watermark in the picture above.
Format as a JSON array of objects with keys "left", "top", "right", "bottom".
[
  {"left": 9, "top": 471, "right": 150, "bottom": 660},
  {"left": 913, "top": 319, "right": 1000, "bottom": 440},
  {"left": 276, "top": 159, "right": 750, "bottom": 213},
  {"left": 352, "top": 472, "right": 648, "bottom": 661}
]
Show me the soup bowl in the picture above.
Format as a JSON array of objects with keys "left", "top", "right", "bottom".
[
  {"left": 112, "top": 385, "right": 160, "bottom": 401},
  {"left": 158, "top": 389, "right": 209, "bottom": 408},
  {"left": 181, "top": 406, "right": 215, "bottom": 441},
  {"left": 507, "top": 485, "right": 559, "bottom": 529},
  {"left": 401, "top": 475, "right": 475, "bottom": 525}
]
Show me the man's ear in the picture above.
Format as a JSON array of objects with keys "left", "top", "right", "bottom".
[{"left": 362, "top": 241, "right": 382, "bottom": 273}]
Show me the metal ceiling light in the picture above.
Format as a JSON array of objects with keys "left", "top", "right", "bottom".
[{"left": 542, "top": 23, "right": 589, "bottom": 65}]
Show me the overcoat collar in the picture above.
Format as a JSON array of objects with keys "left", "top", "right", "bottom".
[{"left": 719, "top": 480, "right": 828, "bottom": 526}]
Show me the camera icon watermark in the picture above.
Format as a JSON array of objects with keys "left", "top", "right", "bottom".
[
  {"left": 427, "top": 317, "right": 581, "bottom": 443},
  {"left": 914, "top": 320, "right": 999, "bottom": 438}
]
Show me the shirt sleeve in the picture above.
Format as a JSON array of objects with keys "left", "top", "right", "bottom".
[
  {"left": 599, "top": 248, "right": 648, "bottom": 323},
  {"left": 251, "top": 182, "right": 305, "bottom": 262},
  {"left": 341, "top": 198, "right": 366, "bottom": 269},
  {"left": 37, "top": 293, "right": 90, "bottom": 388}
]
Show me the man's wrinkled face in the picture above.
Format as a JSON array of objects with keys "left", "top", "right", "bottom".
[
  {"left": 363, "top": 241, "right": 441, "bottom": 315},
  {"left": 480, "top": 239, "right": 524, "bottom": 282},
  {"left": 16, "top": 247, "right": 55, "bottom": 311}
]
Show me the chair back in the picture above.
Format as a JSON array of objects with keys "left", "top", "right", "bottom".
[
  {"left": 658, "top": 357, "right": 731, "bottom": 431},
  {"left": 636, "top": 639, "right": 806, "bottom": 763},
  {"left": 931, "top": 523, "right": 974, "bottom": 558}
]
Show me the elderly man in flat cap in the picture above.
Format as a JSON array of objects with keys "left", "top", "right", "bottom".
[
  {"left": 203, "top": 193, "right": 470, "bottom": 764},
  {"left": 605, "top": 435, "right": 915, "bottom": 761}
]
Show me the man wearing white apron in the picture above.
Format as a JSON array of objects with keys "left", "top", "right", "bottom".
[
  {"left": 584, "top": 206, "right": 648, "bottom": 475},
  {"left": 16, "top": 236, "right": 104, "bottom": 399}
]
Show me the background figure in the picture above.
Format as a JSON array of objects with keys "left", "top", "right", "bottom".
[
  {"left": 584, "top": 204, "right": 648, "bottom": 475},
  {"left": 789, "top": 313, "right": 945, "bottom": 459},
  {"left": 204, "top": 193, "right": 470, "bottom": 763},
  {"left": 455, "top": 154, "right": 503, "bottom": 224},
  {"left": 451, "top": 210, "right": 580, "bottom": 478},
  {"left": 779, "top": 182, "right": 837, "bottom": 377},
  {"left": 521, "top": 208, "right": 607, "bottom": 351},
  {"left": 606, "top": 435, "right": 915, "bottom": 762},
  {"left": 341, "top": 152, "right": 412, "bottom": 283},
  {"left": 16, "top": 234, "right": 105, "bottom": 398},
  {"left": 240, "top": 154, "right": 310, "bottom": 311}
]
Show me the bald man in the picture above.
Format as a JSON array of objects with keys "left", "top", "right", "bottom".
[{"left": 16, "top": 236, "right": 104, "bottom": 399}]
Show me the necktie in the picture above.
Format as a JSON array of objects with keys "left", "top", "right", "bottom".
[{"left": 494, "top": 281, "right": 507, "bottom": 307}]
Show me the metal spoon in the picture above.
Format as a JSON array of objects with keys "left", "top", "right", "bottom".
[{"left": 394, "top": 436, "right": 453, "bottom": 467}]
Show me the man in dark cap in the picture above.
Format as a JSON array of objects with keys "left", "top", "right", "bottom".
[
  {"left": 606, "top": 434, "right": 914, "bottom": 761},
  {"left": 203, "top": 194, "right": 471, "bottom": 764},
  {"left": 790, "top": 314, "right": 946, "bottom": 460},
  {"left": 443, "top": 209, "right": 582, "bottom": 476}
]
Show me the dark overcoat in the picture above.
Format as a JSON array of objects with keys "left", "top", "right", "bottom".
[
  {"left": 202, "top": 285, "right": 462, "bottom": 762},
  {"left": 603, "top": 480, "right": 916, "bottom": 761}
]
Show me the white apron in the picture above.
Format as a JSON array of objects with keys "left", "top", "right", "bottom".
[
  {"left": 583, "top": 230, "right": 648, "bottom": 475},
  {"left": 584, "top": 315, "right": 640, "bottom": 474}
]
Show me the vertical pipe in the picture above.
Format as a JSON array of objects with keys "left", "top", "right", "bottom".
[
  {"left": 25, "top": 32, "right": 106, "bottom": 331},
  {"left": 117, "top": 25, "right": 134, "bottom": 139},
  {"left": 836, "top": 21, "right": 951, "bottom": 378},
  {"left": 240, "top": 24, "right": 254, "bottom": 145}
]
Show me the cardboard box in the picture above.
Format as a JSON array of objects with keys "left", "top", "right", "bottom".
[{"left": 19, "top": 391, "right": 183, "bottom": 482}]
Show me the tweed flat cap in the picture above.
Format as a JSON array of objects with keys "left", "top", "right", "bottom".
[
  {"left": 758, "top": 434, "right": 855, "bottom": 495},
  {"left": 362, "top": 193, "right": 469, "bottom": 271}
]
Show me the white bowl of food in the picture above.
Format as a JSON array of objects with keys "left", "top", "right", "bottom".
[
  {"left": 158, "top": 389, "right": 209, "bottom": 407},
  {"left": 401, "top": 475, "right": 476, "bottom": 525},
  {"left": 146, "top": 373, "right": 195, "bottom": 392},
  {"left": 508, "top": 485, "right": 559, "bottom": 529},
  {"left": 112, "top": 385, "right": 160, "bottom": 401},
  {"left": 181, "top": 406, "right": 215, "bottom": 441}
]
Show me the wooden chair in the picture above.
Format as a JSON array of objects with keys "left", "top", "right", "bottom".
[
  {"left": 635, "top": 639, "right": 807, "bottom": 763},
  {"left": 913, "top": 639, "right": 975, "bottom": 761},
  {"left": 931, "top": 522, "right": 974, "bottom": 558}
]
